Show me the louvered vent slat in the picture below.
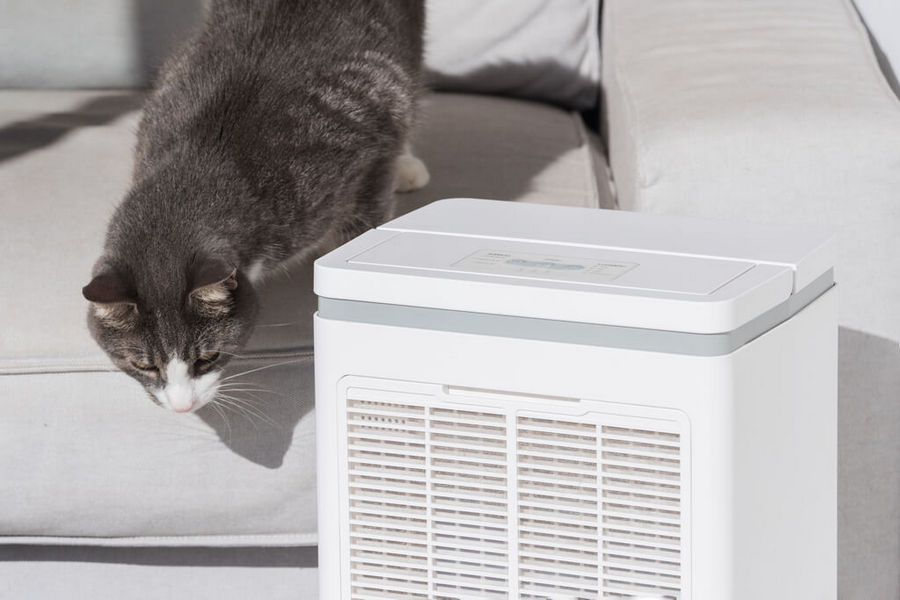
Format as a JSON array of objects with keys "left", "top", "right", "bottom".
[
  {"left": 350, "top": 573, "right": 428, "bottom": 593},
  {"left": 345, "top": 386, "right": 686, "bottom": 599}
]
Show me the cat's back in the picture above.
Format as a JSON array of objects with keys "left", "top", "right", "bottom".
[
  {"left": 136, "top": 0, "right": 425, "bottom": 175},
  {"left": 201, "top": 0, "right": 424, "bottom": 77}
]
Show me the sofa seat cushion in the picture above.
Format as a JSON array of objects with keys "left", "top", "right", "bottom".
[{"left": 0, "top": 90, "right": 609, "bottom": 545}]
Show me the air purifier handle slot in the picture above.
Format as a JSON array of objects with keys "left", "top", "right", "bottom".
[{"left": 443, "top": 385, "right": 580, "bottom": 404}]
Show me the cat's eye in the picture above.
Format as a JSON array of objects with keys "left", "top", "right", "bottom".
[
  {"left": 196, "top": 351, "right": 220, "bottom": 364},
  {"left": 131, "top": 360, "right": 157, "bottom": 372}
]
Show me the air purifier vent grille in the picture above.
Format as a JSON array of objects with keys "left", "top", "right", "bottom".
[{"left": 344, "top": 386, "right": 685, "bottom": 600}]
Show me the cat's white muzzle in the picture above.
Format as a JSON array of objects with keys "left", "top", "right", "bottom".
[
  {"left": 153, "top": 358, "right": 220, "bottom": 413},
  {"left": 163, "top": 381, "right": 197, "bottom": 413}
]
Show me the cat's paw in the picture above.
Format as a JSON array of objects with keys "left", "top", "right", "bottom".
[{"left": 394, "top": 152, "right": 430, "bottom": 193}]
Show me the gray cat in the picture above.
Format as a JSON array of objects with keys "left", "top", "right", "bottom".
[{"left": 82, "top": 0, "right": 428, "bottom": 414}]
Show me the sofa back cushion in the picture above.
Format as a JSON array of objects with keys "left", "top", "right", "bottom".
[
  {"left": 425, "top": 0, "right": 600, "bottom": 109},
  {"left": 0, "top": 0, "right": 600, "bottom": 109},
  {"left": 0, "top": 0, "right": 204, "bottom": 88}
]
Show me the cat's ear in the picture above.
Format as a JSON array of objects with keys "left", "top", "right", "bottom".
[
  {"left": 83, "top": 272, "right": 138, "bottom": 328},
  {"left": 189, "top": 257, "right": 238, "bottom": 315}
]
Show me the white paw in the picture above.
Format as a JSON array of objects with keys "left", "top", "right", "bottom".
[{"left": 394, "top": 152, "right": 430, "bottom": 193}]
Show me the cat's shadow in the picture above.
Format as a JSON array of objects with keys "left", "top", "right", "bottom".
[{"left": 196, "top": 260, "right": 317, "bottom": 469}]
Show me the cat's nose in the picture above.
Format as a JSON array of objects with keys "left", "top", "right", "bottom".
[{"left": 165, "top": 384, "right": 195, "bottom": 413}]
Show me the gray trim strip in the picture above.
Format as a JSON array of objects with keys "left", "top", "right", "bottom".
[{"left": 318, "top": 270, "right": 834, "bottom": 356}]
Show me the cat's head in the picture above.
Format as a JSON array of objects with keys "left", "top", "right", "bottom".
[{"left": 82, "top": 256, "right": 258, "bottom": 413}]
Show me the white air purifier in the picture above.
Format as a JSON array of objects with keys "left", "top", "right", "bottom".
[{"left": 314, "top": 198, "right": 836, "bottom": 600}]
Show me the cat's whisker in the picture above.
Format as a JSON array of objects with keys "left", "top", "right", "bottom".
[
  {"left": 228, "top": 391, "right": 287, "bottom": 401},
  {"left": 216, "top": 384, "right": 284, "bottom": 396},
  {"left": 215, "top": 393, "right": 260, "bottom": 413},
  {"left": 225, "top": 390, "right": 268, "bottom": 407},
  {"left": 214, "top": 397, "right": 267, "bottom": 431},
  {"left": 217, "top": 389, "right": 281, "bottom": 399},
  {"left": 217, "top": 380, "right": 269, "bottom": 388},
  {"left": 218, "top": 395, "right": 276, "bottom": 426},
  {"left": 215, "top": 393, "right": 280, "bottom": 429},
  {"left": 216, "top": 380, "right": 287, "bottom": 400},
  {"left": 209, "top": 396, "right": 234, "bottom": 441},
  {"left": 219, "top": 358, "right": 305, "bottom": 382},
  {"left": 145, "top": 415, "right": 224, "bottom": 448}
]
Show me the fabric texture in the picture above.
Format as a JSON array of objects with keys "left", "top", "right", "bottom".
[
  {"left": 0, "top": 90, "right": 609, "bottom": 546},
  {"left": 602, "top": 1, "right": 900, "bottom": 597}
]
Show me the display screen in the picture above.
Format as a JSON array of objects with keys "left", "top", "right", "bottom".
[{"left": 453, "top": 249, "right": 638, "bottom": 283}]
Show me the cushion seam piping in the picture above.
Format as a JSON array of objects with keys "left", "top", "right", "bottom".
[{"left": 0, "top": 348, "right": 314, "bottom": 377}]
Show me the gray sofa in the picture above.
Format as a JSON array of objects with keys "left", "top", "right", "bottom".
[{"left": 2, "top": 1, "right": 899, "bottom": 599}]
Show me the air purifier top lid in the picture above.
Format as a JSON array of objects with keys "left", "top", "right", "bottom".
[{"left": 314, "top": 198, "right": 834, "bottom": 334}]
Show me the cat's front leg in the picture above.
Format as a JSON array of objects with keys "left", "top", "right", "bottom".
[{"left": 394, "top": 142, "right": 429, "bottom": 193}]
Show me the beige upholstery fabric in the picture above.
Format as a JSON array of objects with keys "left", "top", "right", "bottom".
[
  {"left": 602, "top": 1, "right": 900, "bottom": 597},
  {"left": 0, "top": 90, "right": 609, "bottom": 545}
]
